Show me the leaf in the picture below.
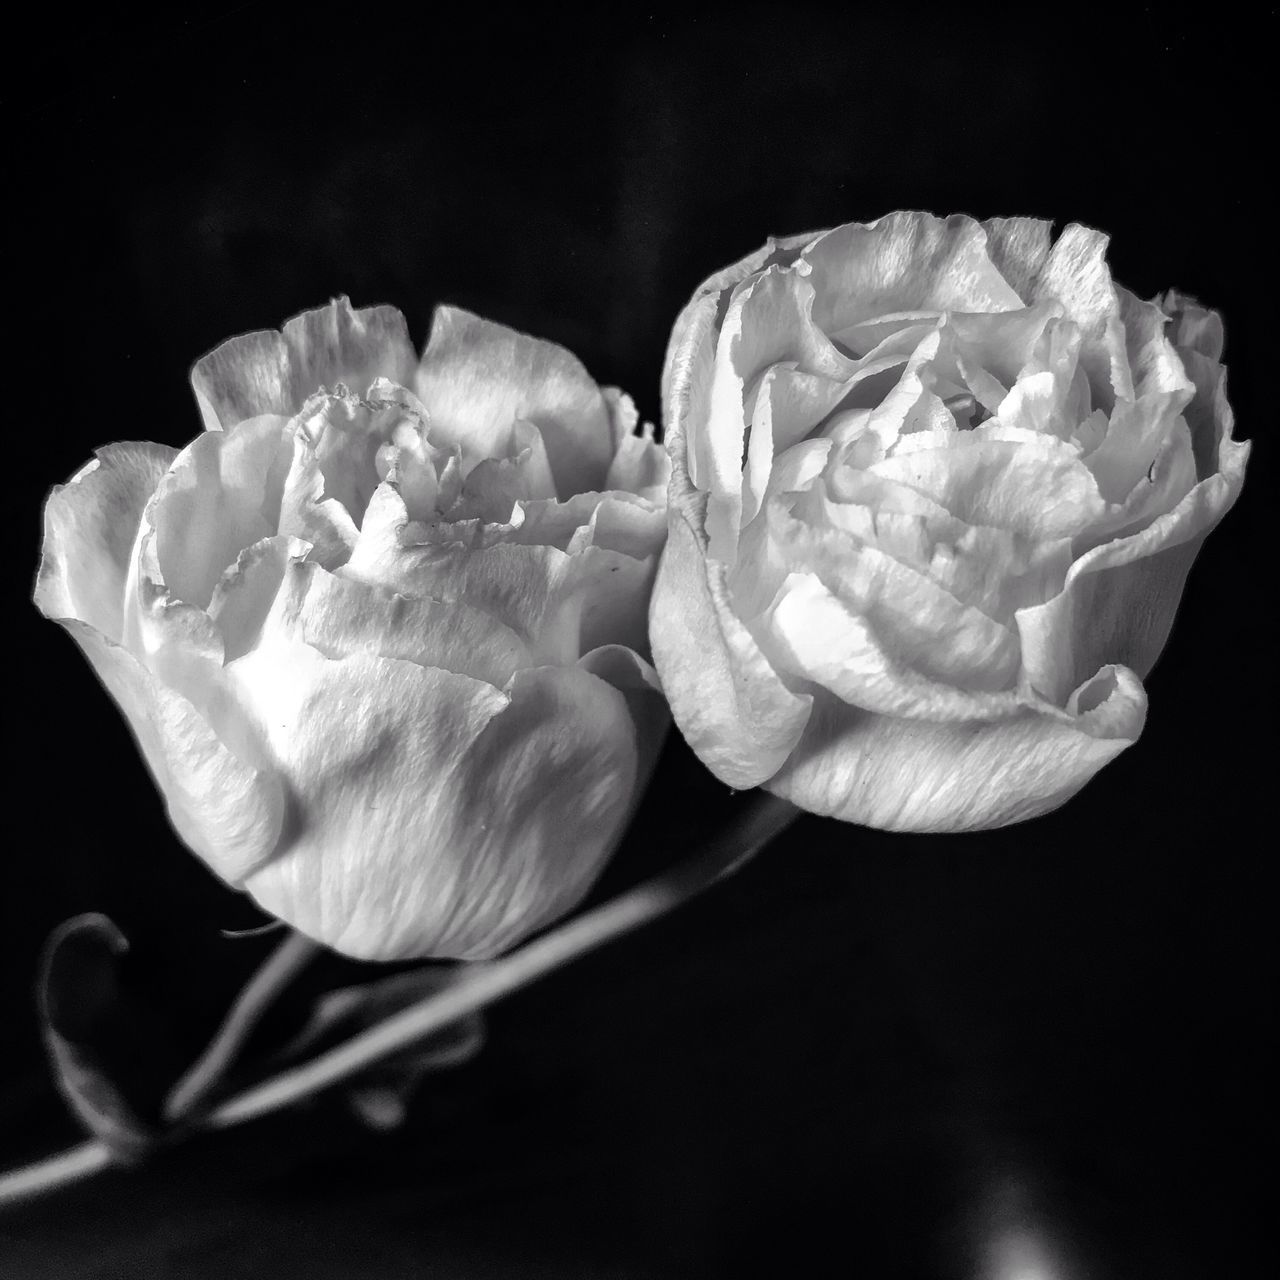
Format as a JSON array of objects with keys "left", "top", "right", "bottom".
[
  {"left": 273, "top": 965, "right": 486, "bottom": 1129},
  {"left": 37, "top": 914, "right": 158, "bottom": 1161}
]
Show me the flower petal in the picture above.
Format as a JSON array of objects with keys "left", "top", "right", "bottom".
[
  {"left": 35, "top": 442, "right": 178, "bottom": 644},
  {"left": 257, "top": 557, "right": 532, "bottom": 687},
  {"left": 57, "top": 619, "right": 283, "bottom": 880},
  {"left": 234, "top": 644, "right": 636, "bottom": 960},
  {"left": 766, "top": 667, "right": 1146, "bottom": 832},
  {"left": 870, "top": 432, "right": 1106, "bottom": 543},
  {"left": 756, "top": 566, "right": 1022, "bottom": 707},
  {"left": 800, "top": 212, "right": 1025, "bottom": 333},
  {"left": 982, "top": 216, "right": 1053, "bottom": 303},
  {"left": 136, "top": 415, "right": 292, "bottom": 613},
  {"left": 604, "top": 388, "right": 670, "bottom": 505},
  {"left": 577, "top": 642, "right": 670, "bottom": 785},
  {"left": 649, "top": 479, "right": 812, "bottom": 791},
  {"left": 191, "top": 298, "right": 417, "bottom": 431},
  {"left": 1029, "top": 223, "right": 1130, "bottom": 405},
  {"left": 1016, "top": 423, "right": 1248, "bottom": 705},
  {"left": 414, "top": 306, "right": 614, "bottom": 499}
]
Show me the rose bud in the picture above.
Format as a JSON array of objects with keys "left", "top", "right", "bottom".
[
  {"left": 36, "top": 299, "right": 670, "bottom": 959},
  {"left": 651, "top": 213, "right": 1248, "bottom": 831}
]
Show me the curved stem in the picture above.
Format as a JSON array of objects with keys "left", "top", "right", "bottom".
[
  {"left": 0, "top": 792, "right": 798, "bottom": 1208},
  {"left": 165, "top": 930, "right": 320, "bottom": 1122}
]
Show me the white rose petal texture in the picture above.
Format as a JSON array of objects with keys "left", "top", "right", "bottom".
[
  {"left": 651, "top": 213, "right": 1248, "bottom": 832},
  {"left": 36, "top": 297, "right": 671, "bottom": 960}
]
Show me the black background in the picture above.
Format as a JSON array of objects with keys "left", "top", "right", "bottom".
[{"left": 3, "top": 6, "right": 1273, "bottom": 1277}]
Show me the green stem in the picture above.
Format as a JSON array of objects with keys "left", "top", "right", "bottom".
[{"left": 0, "top": 791, "right": 798, "bottom": 1208}]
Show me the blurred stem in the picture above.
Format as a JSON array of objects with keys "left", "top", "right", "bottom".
[
  {"left": 0, "top": 791, "right": 798, "bottom": 1208},
  {"left": 164, "top": 930, "right": 320, "bottom": 1122}
]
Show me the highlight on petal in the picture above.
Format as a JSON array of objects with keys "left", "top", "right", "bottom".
[
  {"left": 414, "top": 306, "right": 614, "bottom": 499},
  {"left": 191, "top": 298, "right": 417, "bottom": 432},
  {"left": 649, "top": 456, "right": 813, "bottom": 791},
  {"left": 58, "top": 620, "right": 284, "bottom": 881},
  {"left": 800, "top": 212, "right": 1025, "bottom": 334},
  {"left": 766, "top": 667, "right": 1146, "bottom": 833},
  {"left": 235, "top": 643, "right": 637, "bottom": 960},
  {"left": 653, "top": 210, "right": 1249, "bottom": 833},
  {"left": 35, "top": 442, "right": 179, "bottom": 643}
]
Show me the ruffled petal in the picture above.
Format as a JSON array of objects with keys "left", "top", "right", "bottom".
[
  {"left": 800, "top": 212, "right": 1025, "bottom": 333},
  {"left": 234, "top": 644, "right": 636, "bottom": 960},
  {"left": 766, "top": 668, "right": 1146, "bottom": 832},
  {"left": 256, "top": 556, "right": 532, "bottom": 688},
  {"left": 982, "top": 216, "right": 1053, "bottom": 303},
  {"left": 1029, "top": 223, "right": 1130, "bottom": 405},
  {"left": 603, "top": 388, "right": 670, "bottom": 505},
  {"left": 191, "top": 298, "right": 417, "bottom": 431},
  {"left": 35, "top": 442, "right": 178, "bottom": 644},
  {"left": 447, "top": 419, "right": 558, "bottom": 522},
  {"left": 414, "top": 306, "right": 614, "bottom": 499}
]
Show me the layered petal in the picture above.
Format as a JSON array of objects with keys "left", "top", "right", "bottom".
[
  {"left": 654, "top": 212, "right": 1248, "bottom": 834},
  {"left": 766, "top": 669, "right": 1146, "bottom": 832},
  {"left": 191, "top": 298, "right": 417, "bottom": 431},
  {"left": 649, "top": 441, "right": 813, "bottom": 791},
  {"left": 233, "top": 642, "right": 637, "bottom": 959},
  {"left": 35, "top": 442, "right": 179, "bottom": 643},
  {"left": 800, "top": 212, "right": 1025, "bottom": 333},
  {"left": 56, "top": 620, "right": 283, "bottom": 880},
  {"left": 414, "top": 306, "right": 614, "bottom": 499}
]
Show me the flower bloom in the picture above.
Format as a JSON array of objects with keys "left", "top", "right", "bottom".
[
  {"left": 651, "top": 213, "right": 1248, "bottom": 831},
  {"left": 37, "top": 299, "right": 669, "bottom": 958}
]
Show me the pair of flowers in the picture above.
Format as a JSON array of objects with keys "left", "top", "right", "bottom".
[{"left": 36, "top": 212, "right": 1248, "bottom": 962}]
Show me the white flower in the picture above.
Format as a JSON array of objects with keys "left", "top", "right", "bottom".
[
  {"left": 37, "top": 298, "right": 670, "bottom": 959},
  {"left": 651, "top": 213, "right": 1248, "bottom": 831}
]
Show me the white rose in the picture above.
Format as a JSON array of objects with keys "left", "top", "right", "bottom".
[
  {"left": 651, "top": 213, "right": 1248, "bottom": 831},
  {"left": 37, "top": 298, "right": 670, "bottom": 959}
]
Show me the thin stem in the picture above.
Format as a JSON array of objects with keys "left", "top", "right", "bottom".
[
  {"left": 0, "top": 1141, "right": 113, "bottom": 1203},
  {"left": 0, "top": 792, "right": 797, "bottom": 1208},
  {"left": 164, "top": 931, "right": 319, "bottom": 1122}
]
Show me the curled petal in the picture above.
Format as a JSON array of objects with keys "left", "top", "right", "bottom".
[
  {"left": 136, "top": 415, "right": 292, "bottom": 612},
  {"left": 191, "top": 298, "right": 417, "bottom": 431},
  {"left": 649, "top": 479, "right": 812, "bottom": 790},
  {"left": 766, "top": 668, "right": 1147, "bottom": 832},
  {"left": 1017, "top": 420, "right": 1249, "bottom": 704},
  {"left": 35, "top": 442, "right": 179, "bottom": 644},
  {"left": 757, "top": 568, "right": 1022, "bottom": 707},
  {"left": 577, "top": 643, "right": 671, "bottom": 786},
  {"left": 207, "top": 534, "right": 311, "bottom": 662}
]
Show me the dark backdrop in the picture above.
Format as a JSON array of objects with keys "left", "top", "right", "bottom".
[{"left": 4, "top": 6, "right": 1272, "bottom": 1278}]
